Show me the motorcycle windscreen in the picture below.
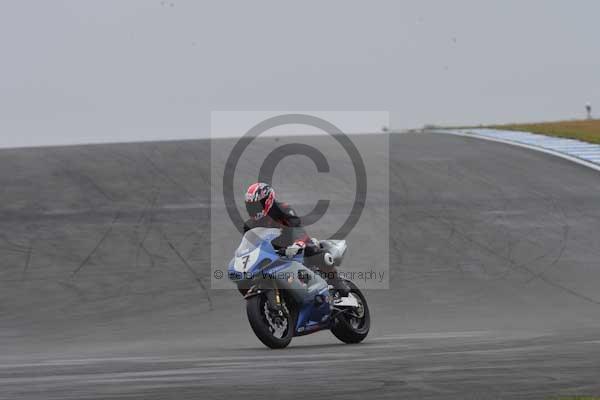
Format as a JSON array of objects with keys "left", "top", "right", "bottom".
[{"left": 235, "top": 227, "right": 282, "bottom": 257}]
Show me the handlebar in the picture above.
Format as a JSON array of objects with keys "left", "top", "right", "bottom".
[{"left": 275, "top": 246, "right": 304, "bottom": 257}]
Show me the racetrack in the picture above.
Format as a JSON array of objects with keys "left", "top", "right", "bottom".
[{"left": 2, "top": 131, "right": 600, "bottom": 399}]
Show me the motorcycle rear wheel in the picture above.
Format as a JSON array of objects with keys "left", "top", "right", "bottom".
[{"left": 331, "top": 280, "right": 370, "bottom": 344}]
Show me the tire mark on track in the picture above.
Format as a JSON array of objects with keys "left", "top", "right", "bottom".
[
  {"left": 70, "top": 212, "right": 120, "bottom": 279},
  {"left": 392, "top": 154, "right": 596, "bottom": 304},
  {"left": 21, "top": 239, "right": 34, "bottom": 280},
  {"left": 156, "top": 226, "right": 213, "bottom": 310},
  {"left": 58, "top": 150, "right": 116, "bottom": 203},
  {"left": 114, "top": 190, "right": 161, "bottom": 298},
  {"left": 472, "top": 150, "right": 574, "bottom": 286},
  {"left": 415, "top": 145, "right": 574, "bottom": 289},
  {"left": 134, "top": 191, "right": 159, "bottom": 271},
  {"left": 523, "top": 191, "right": 570, "bottom": 285},
  {"left": 0, "top": 233, "right": 29, "bottom": 253},
  {"left": 141, "top": 149, "right": 195, "bottom": 199},
  {"left": 420, "top": 212, "right": 599, "bottom": 305}
]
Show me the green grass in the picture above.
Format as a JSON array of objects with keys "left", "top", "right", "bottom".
[
  {"left": 486, "top": 119, "right": 600, "bottom": 144},
  {"left": 552, "top": 397, "right": 600, "bottom": 400}
]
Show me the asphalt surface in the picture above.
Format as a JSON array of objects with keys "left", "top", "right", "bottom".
[{"left": 1, "top": 131, "right": 600, "bottom": 399}]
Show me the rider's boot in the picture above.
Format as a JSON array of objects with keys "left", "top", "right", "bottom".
[
  {"left": 327, "top": 271, "right": 351, "bottom": 298},
  {"left": 305, "top": 247, "right": 351, "bottom": 297}
]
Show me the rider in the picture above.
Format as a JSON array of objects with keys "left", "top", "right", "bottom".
[{"left": 243, "top": 182, "right": 350, "bottom": 296}]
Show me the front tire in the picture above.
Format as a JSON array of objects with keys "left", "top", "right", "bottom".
[
  {"left": 331, "top": 280, "right": 370, "bottom": 344},
  {"left": 246, "top": 293, "right": 295, "bottom": 349}
]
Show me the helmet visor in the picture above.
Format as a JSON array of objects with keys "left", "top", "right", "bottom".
[{"left": 245, "top": 200, "right": 264, "bottom": 218}]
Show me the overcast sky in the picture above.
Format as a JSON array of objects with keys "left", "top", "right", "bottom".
[{"left": 1, "top": 0, "right": 599, "bottom": 147}]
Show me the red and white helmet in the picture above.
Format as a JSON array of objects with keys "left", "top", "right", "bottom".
[{"left": 245, "top": 182, "right": 275, "bottom": 220}]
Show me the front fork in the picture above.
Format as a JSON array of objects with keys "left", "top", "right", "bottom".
[
  {"left": 244, "top": 283, "right": 284, "bottom": 313},
  {"left": 268, "top": 287, "right": 284, "bottom": 315}
]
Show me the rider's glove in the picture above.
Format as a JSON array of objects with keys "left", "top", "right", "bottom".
[{"left": 285, "top": 241, "right": 305, "bottom": 258}]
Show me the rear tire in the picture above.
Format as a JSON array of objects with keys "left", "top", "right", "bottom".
[
  {"left": 331, "top": 280, "right": 370, "bottom": 344},
  {"left": 246, "top": 293, "right": 295, "bottom": 349}
]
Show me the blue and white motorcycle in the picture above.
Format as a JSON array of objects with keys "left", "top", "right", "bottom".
[{"left": 228, "top": 227, "right": 370, "bottom": 349}]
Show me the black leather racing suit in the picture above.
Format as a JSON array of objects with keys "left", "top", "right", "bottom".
[
  {"left": 244, "top": 201, "right": 316, "bottom": 256},
  {"left": 243, "top": 200, "right": 343, "bottom": 289}
]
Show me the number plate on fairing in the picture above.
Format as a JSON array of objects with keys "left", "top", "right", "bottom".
[{"left": 234, "top": 248, "right": 260, "bottom": 272}]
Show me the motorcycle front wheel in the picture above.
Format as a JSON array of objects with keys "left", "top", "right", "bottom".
[{"left": 246, "top": 293, "right": 295, "bottom": 349}]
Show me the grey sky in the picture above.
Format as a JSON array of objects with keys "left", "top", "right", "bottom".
[{"left": 1, "top": 0, "right": 599, "bottom": 147}]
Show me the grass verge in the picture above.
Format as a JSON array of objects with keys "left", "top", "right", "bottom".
[{"left": 486, "top": 119, "right": 600, "bottom": 144}]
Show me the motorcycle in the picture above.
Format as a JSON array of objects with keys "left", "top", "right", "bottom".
[{"left": 227, "top": 227, "right": 370, "bottom": 349}]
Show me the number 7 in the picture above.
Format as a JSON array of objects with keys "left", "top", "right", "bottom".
[{"left": 241, "top": 255, "right": 250, "bottom": 270}]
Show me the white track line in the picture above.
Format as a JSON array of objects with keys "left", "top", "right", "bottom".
[{"left": 433, "top": 129, "right": 600, "bottom": 173}]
